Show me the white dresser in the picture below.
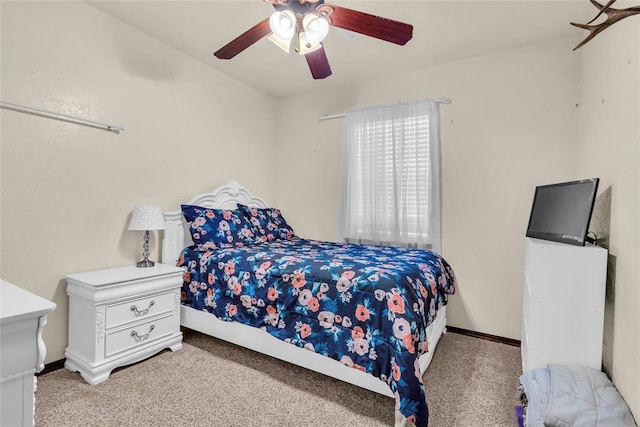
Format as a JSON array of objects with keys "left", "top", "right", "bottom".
[
  {"left": 64, "top": 264, "right": 183, "bottom": 384},
  {"left": 1, "top": 280, "right": 56, "bottom": 427},
  {"left": 521, "top": 238, "right": 608, "bottom": 372}
]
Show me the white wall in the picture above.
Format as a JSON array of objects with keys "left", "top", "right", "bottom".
[
  {"left": 0, "top": 1, "right": 278, "bottom": 363},
  {"left": 576, "top": 21, "right": 640, "bottom": 420},
  {"left": 3, "top": 3, "right": 636, "bottom": 419},
  {"left": 273, "top": 37, "right": 582, "bottom": 341}
]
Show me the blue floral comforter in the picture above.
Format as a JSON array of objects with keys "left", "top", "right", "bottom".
[{"left": 177, "top": 238, "right": 456, "bottom": 426}]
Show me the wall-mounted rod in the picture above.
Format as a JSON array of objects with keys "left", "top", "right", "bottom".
[
  {"left": 317, "top": 97, "right": 452, "bottom": 123},
  {"left": 317, "top": 113, "right": 346, "bottom": 122},
  {"left": 0, "top": 100, "right": 125, "bottom": 134}
]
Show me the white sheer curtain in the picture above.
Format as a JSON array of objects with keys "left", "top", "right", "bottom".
[{"left": 338, "top": 99, "right": 441, "bottom": 253}]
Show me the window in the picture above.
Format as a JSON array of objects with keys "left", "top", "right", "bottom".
[{"left": 338, "top": 100, "right": 441, "bottom": 252}]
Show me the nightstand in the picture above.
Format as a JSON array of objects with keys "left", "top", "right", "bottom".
[
  {"left": 1, "top": 280, "right": 56, "bottom": 427},
  {"left": 64, "top": 264, "right": 183, "bottom": 384}
]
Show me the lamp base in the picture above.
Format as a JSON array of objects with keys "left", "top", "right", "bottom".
[{"left": 136, "top": 259, "right": 156, "bottom": 268}]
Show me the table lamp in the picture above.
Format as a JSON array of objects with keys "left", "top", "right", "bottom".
[{"left": 128, "top": 205, "right": 166, "bottom": 267}]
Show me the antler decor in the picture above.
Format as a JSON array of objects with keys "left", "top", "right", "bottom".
[{"left": 571, "top": 0, "right": 640, "bottom": 50}]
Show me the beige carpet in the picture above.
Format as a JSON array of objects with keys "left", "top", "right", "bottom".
[{"left": 35, "top": 329, "right": 521, "bottom": 426}]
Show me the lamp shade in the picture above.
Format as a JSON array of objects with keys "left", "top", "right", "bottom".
[
  {"left": 128, "top": 205, "right": 166, "bottom": 231},
  {"left": 269, "top": 10, "right": 296, "bottom": 41},
  {"left": 302, "top": 14, "right": 329, "bottom": 44}
]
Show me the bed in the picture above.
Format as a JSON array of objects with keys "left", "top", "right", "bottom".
[{"left": 161, "top": 181, "right": 456, "bottom": 426}]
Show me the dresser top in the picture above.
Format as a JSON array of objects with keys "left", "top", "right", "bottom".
[
  {"left": 1, "top": 280, "right": 56, "bottom": 324},
  {"left": 65, "top": 263, "right": 184, "bottom": 287}
]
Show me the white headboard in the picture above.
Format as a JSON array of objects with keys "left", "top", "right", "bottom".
[{"left": 162, "top": 180, "right": 269, "bottom": 265}]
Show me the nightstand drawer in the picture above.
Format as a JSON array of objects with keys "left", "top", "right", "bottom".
[
  {"left": 105, "top": 315, "right": 175, "bottom": 358},
  {"left": 106, "top": 291, "right": 175, "bottom": 329}
]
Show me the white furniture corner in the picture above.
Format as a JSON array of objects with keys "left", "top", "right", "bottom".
[
  {"left": 64, "top": 264, "right": 183, "bottom": 384},
  {"left": 521, "top": 238, "right": 607, "bottom": 372},
  {"left": 1, "top": 279, "right": 56, "bottom": 427},
  {"left": 161, "top": 180, "right": 448, "bottom": 398}
]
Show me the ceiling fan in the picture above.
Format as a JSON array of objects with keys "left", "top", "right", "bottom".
[{"left": 213, "top": 0, "right": 413, "bottom": 80}]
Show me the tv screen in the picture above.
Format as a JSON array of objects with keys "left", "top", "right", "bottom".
[{"left": 526, "top": 178, "right": 599, "bottom": 246}]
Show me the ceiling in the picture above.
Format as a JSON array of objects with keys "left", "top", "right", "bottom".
[{"left": 87, "top": 1, "right": 595, "bottom": 99}]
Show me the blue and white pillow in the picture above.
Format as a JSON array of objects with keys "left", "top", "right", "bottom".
[
  {"left": 181, "top": 204, "right": 257, "bottom": 249},
  {"left": 237, "top": 204, "right": 295, "bottom": 242}
]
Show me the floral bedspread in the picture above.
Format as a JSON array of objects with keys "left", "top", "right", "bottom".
[{"left": 178, "top": 238, "right": 456, "bottom": 426}]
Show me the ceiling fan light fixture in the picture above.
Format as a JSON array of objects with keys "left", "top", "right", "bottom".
[
  {"left": 268, "top": 33, "right": 292, "bottom": 53},
  {"left": 302, "top": 13, "right": 329, "bottom": 44},
  {"left": 296, "top": 32, "right": 322, "bottom": 55},
  {"left": 269, "top": 10, "right": 296, "bottom": 41}
]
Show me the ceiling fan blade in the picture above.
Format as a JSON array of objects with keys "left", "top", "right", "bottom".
[
  {"left": 321, "top": 4, "right": 413, "bottom": 46},
  {"left": 214, "top": 18, "right": 271, "bottom": 59},
  {"left": 305, "top": 46, "right": 332, "bottom": 79}
]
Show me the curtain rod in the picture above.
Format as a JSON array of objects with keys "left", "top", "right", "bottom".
[
  {"left": 0, "top": 100, "right": 125, "bottom": 134},
  {"left": 317, "top": 97, "right": 452, "bottom": 123}
]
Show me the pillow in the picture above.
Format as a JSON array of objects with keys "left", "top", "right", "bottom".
[
  {"left": 181, "top": 204, "right": 257, "bottom": 248},
  {"left": 237, "top": 204, "right": 295, "bottom": 242}
]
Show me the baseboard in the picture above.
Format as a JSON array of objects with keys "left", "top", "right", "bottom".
[
  {"left": 37, "top": 358, "right": 66, "bottom": 376},
  {"left": 38, "top": 328, "right": 519, "bottom": 375},
  {"left": 447, "top": 326, "right": 521, "bottom": 347}
]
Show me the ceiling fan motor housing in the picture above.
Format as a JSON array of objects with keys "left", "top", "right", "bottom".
[{"left": 271, "top": 0, "right": 325, "bottom": 14}]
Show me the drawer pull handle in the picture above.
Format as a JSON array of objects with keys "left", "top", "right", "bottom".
[
  {"left": 130, "top": 300, "right": 155, "bottom": 316},
  {"left": 130, "top": 324, "right": 155, "bottom": 341}
]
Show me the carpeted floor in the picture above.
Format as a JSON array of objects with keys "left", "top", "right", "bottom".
[{"left": 35, "top": 329, "right": 522, "bottom": 426}]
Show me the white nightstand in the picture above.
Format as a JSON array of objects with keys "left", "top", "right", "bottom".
[
  {"left": 1, "top": 280, "right": 56, "bottom": 427},
  {"left": 64, "top": 264, "right": 184, "bottom": 384}
]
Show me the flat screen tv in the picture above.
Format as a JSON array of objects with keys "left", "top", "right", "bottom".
[{"left": 526, "top": 178, "right": 599, "bottom": 246}]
